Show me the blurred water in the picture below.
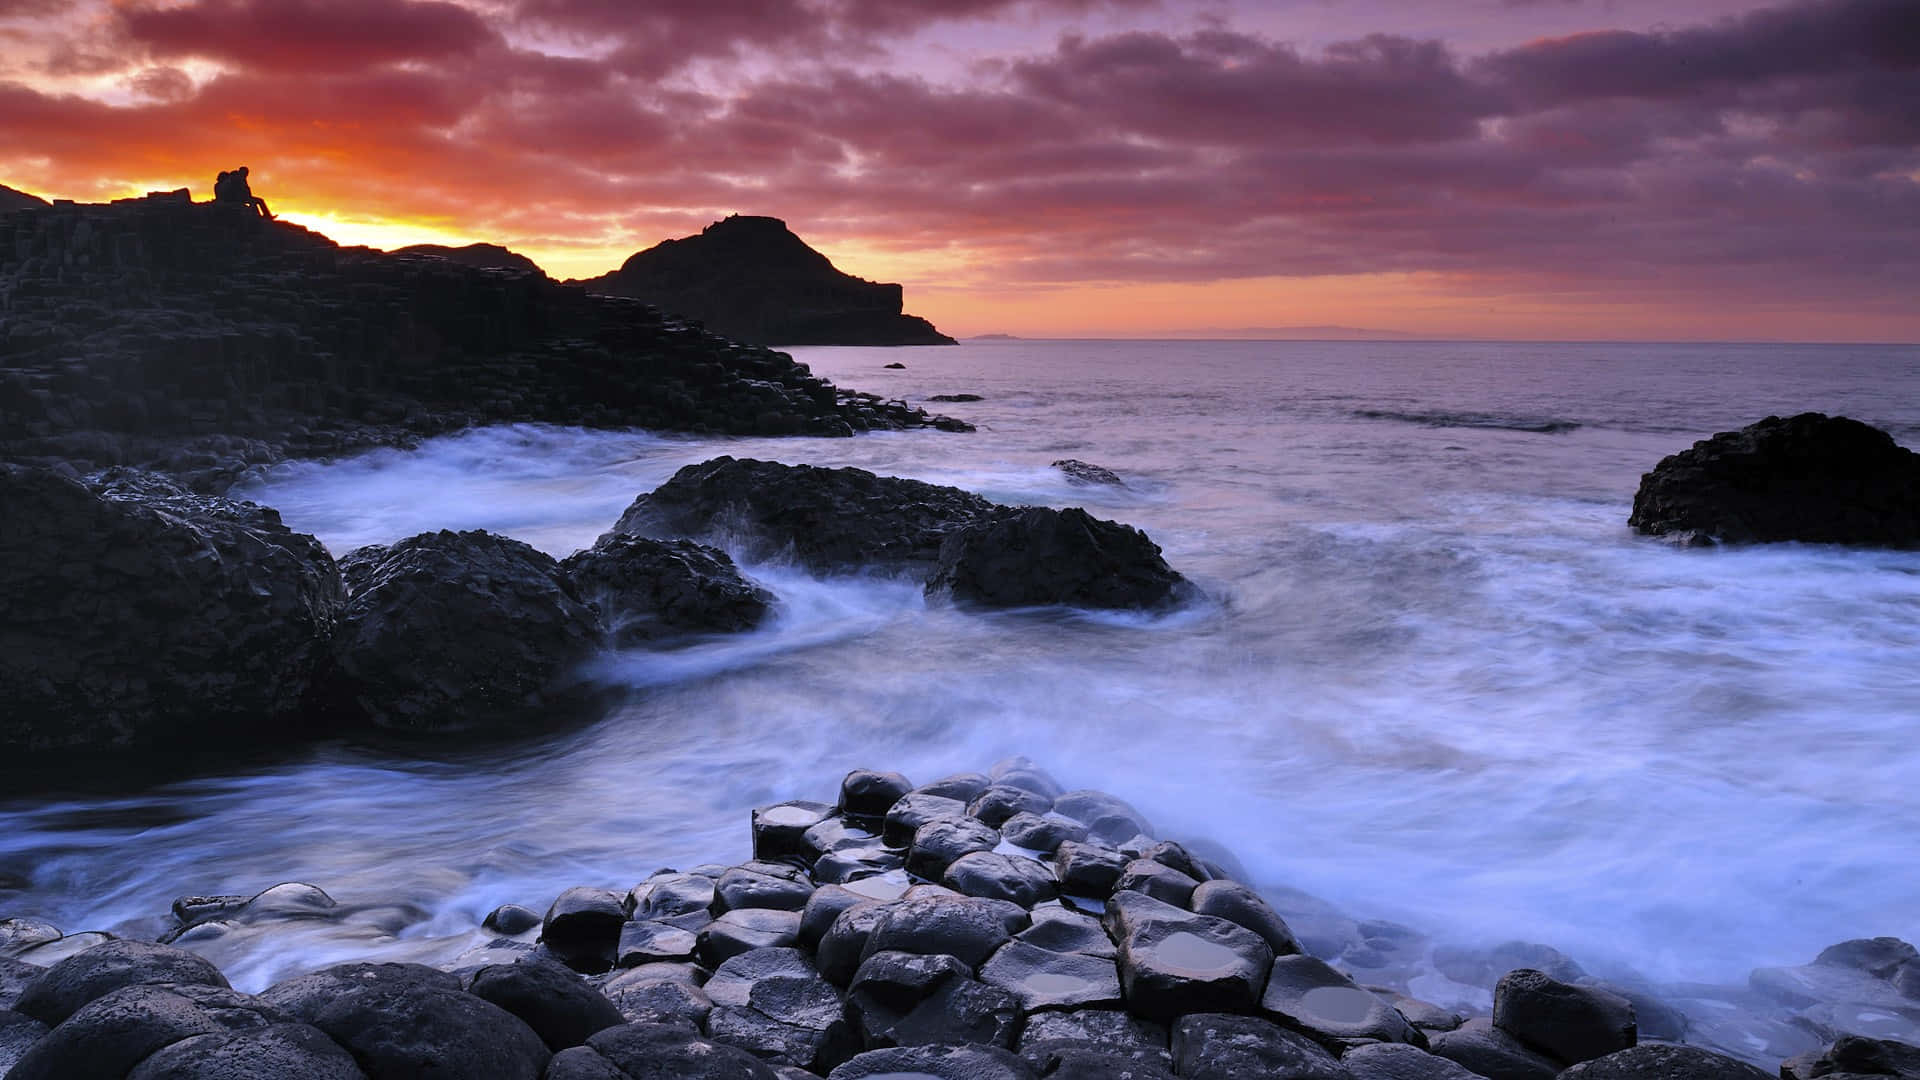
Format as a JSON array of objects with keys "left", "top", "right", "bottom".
[{"left": 3, "top": 339, "right": 1917, "bottom": 994}]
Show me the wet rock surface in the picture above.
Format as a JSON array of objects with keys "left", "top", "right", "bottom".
[
  {"left": 0, "top": 466, "right": 342, "bottom": 754},
  {"left": 1629, "top": 413, "right": 1920, "bottom": 546},
  {"left": 560, "top": 534, "right": 773, "bottom": 644},
  {"left": 1, "top": 762, "right": 1911, "bottom": 1079},
  {"left": 0, "top": 195, "right": 963, "bottom": 488},
  {"left": 926, "top": 506, "right": 1195, "bottom": 611}
]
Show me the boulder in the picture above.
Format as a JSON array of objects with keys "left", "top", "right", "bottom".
[
  {"left": 257, "top": 962, "right": 461, "bottom": 1022},
  {"left": 0, "top": 1010, "right": 49, "bottom": 1077},
  {"left": 617, "top": 921, "right": 699, "bottom": 966},
  {"left": 1343, "top": 1042, "right": 1486, "bottom": 1080},
  {"left": 1260, "top": 954, "right": 1420, "bottom": 1047},
  {"left": 1492, "top": 968, "right": 1636, "bottom": 1065},
  {"left": 0, "top": 467, "right": 342, "bottom": 753},
  {"left": 483, "top": 904, "right": 543, "bottom": 936},
  {"left": 542, "top": 887, "right": 628, "bottom": 973},
  {"left": 1052, "top": 460, "right": 1126, "bottom": 487},
  {"left": 838, "top": 770, "right": 914, "bottom": 824},
  {"left": 1017, "top": 1008, "right": 1171, "bottom": 1067},
  {"left": 561, "top": 535, "right": 773, "bottom": 644},
  {"left": 703, "top": 948, "right": 854, "bottom": 1072},
  {"left": 917, "top": 774, "right": 993, "bottom": 802},
  {"left": 1429, "top": 1017, "right": 1563, "bottom": 1080},
  {"left": 753, "top": 801, "right": 836, "bottom": 861},
  {"left": 968, "top": 785, "right": 1053, "bottom": 827},
  {"left": 1563, "top": 1043, "right": 1774, "bottom": 1080},
  {"left": 999, "top": 812, "right": 1086, "bottom": 853},
  {"left": 327, "top": 530, "right": 602, "bottom": 734},
  {"left": 846, "top": 951, "right": 1021, "bottom": 1050},
  {"left": 308, "top": 972, "right": 549, "bottom": 1079},
  {"left": 1628, "top": 413, "right": 1920, "bottom": 546},
  {"left": 942, "top": 852, "right": 1060, "bottom": 907},
  {"left": 1783, "top": 1034, "right": 1920, "bottom": 1080},
  {"left": 0, "top": 957, "right": 41, "bottom": 1011},
  {"left": 818, "top": 904, "right": 894, "bottom": 987},
  {"left": 1021, "top": 1045, "right": 1176, "bottom": 1078},
  {"left": 14, "top": 939, "right": 229, "bottom": 1026},
  {"left": 1053, "top": 842, "right": 1131, "bottom": 899},
  {"left": 596, "top": 965, "right": 714, "bottom": 1028},
  {"left": 1115, "top": 859, "right": 1200, "bottom": 908},
  {"left": 1104, "top": 890, "right": 1274, "bottom": 1021},
  {"left": 1817, "top": 938, "right": 1920, "bottom": 980},
  {"left": 907, "top": 817, "right": 1003, "bottom": 880},
  {"left": 608, "top": 457, "right": 996, "bottom": 575},
  {"left": 123, "top": 1022, "right": 368, "bottom": 1079},
  {"left": 883, "top": 793, "right": 968, "bottom": 847},
  {"left": 586, "top": 1021, "right": 783, "bottom": 1079},
  {"left": 861, "top": 896, "right": 1029, "bottom": 971},
  {"left": 1170, "top": 1012, "right": 1348, "bottom": 1080},
  {"left": 626, "top": 872, "right": 719, "bottom": 923},
  {"left": 468, "top": 957, "right": 626, "bottom": 1051},
  {"left": 1017, "top": 905, "right": 1116, "bottom": 959},
  {"left": 698, "top": 908, "right": 803, "bottom": 966},
  {"left": 1189, "top": 880, "right": 1303, "bottom": 958},
  {"left": 979, "top": 941, "right": 1123, "bottom": 1012},
  {"left": 717, "top": 868, "right": 815, "bottom": 913},
  {"left": 7, "top": 983, "right": 292, "bottom": 1080},
  {"left": 828, "top": 1042, "right": 1036, "bottom": 1079},
  {"left": 926, "top": 506, "right": 1195, "bottom": 610}
]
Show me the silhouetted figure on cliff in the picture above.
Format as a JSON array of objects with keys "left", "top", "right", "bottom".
[{"left": 213, "top": 166, "right": 272, "bottom": 219}]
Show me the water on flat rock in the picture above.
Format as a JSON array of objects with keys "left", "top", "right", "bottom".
[
  {"left": 1, "top": 340, "right": 1916, "bottom": 1015},
  {"left": 1300, "top": 985, "right": 1379, "bottom": 1024},
  {"left": 1153, "top": 931, "right": 1244, "bottom": 976}
]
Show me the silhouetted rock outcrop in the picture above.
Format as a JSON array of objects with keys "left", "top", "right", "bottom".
[
  {"left": 0, "top": 184, "right": 47, "bottom": 212},
  {"left": 395, "top": 242, "right": 545, "bottom": 275},
  {"left": 0, "top": 193, "right": 964, "bottom": 489},
  {"left": 576, "top": 215, "right": 955, "bottom": 346},
  {"left": 1629, "top": 414, "right": 1920, "bottom": 547}
]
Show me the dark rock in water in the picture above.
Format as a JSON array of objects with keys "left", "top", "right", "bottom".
[
  {"left": 257, "top": 962, "right": 461, "bottom": 1022},
  {"left": 943, "top": 852, "right": 1060, "bottom": 908},
  {"left": 618, "top": 921, "right": 700, "bottom": 966},
  {"left": 1432, "top": 941, "right": 1586, "bottom": 988},
  {"left": 926, "top": 507, "right": 1194, "bottom": 611},
  {"left": 908, "top": 817, "right": 1003, "bottom": 881},
  {"left": 828, "top": 1042, "right": 1036, "bottom": 1079},
  {"left": 587, "top": 1021, "right": 783, "bottom": 1079},
  {"left": 469, "top": 958, "right": 626, "bottom": 1051},
  {"left": 0, "top": 1010, "right": 49, "bottom": 1076},
  {"left": 120, "top": 1022, "right": 370, "bottom": 1078},
  {"left": 1492, "top": 968, "right": 1635, "bottom": 1065},
  {"left": 1052, "top": 842, "right": 1131, "bottom": 900},
  {"left": 542, "top": 888, "right": 628, "bottom": 973},
  {"left": 754, "top": 801, "right": 837, "bottom": 861},
  {"left": 1574, "top": 977, "right": 1686, "bottom": 1043},
  {"left": 1115, "top": 859, "right": 1201, "bottom": 908},
  {"left": 699, "top": 908, "right": 803, "bottom": 966},
  {"left": 0, "top": 467, "right": 342, "bottom": 754},
  {"left": 1629, "top": 413, "right": 1920, "bottom": 546},
  {"left": 862, "top": 896, "right": 1029, "bottom": 971},
  {"left": 1189, "top": 879, "right": 1303, "bottom": 959},
  {"left": 1260, "top": 953, "right": 1420, "bottom": 1048},
  {"left": 704, "top": 948, "right": 855, "bottom": 1072},
  {"left": 15, "top": 939, "right": 229, "bottom": 1025},
  {"left": 609, "top": 457, "right": 996, "bottom": 575},
  {"left": 1052, "top": 789, "right": 1153, "bottom": 838},
  {"left": 484, "top": 904, "right": 543, "bottom": 936},
  {"left": 393, "top": 241, "right": 544, "bottom": 274},
  {"left": 884, "top": 792, "right": 969, "bottom": 847},
  {"left": 0, "top": 917, "right": 62, "bottom": 957},
  {"left": 327, "top": 530, "right": 602, "bottom": 734},
  {"left": 918, "top": 773, "right": 994, "bottom": 802},
  {"left": 818, "top": 904, "right": 893, "bottom": 987},
  {"left": 1783, "top": 1034, "right": 1920, "bottom": 1080},
  {"left": 596, "top": 965, "right": 713, "bottom": 1028},
  {"left": 7, "top": 983, "right": 292, "bottom": 1080},
  {"left": 717, "top": 868, "right": 815, "bottom": 913},
  {"left": 0, "top": 196, "right": 959, "bottom": 483},
  {"left": 574, "top": 214, "right": 955, "bottom": 347},
  {"left": 930, "top": 394, "right": 984, "bottom": 403},
  {"left": 1170, "top": 1012, "right": 1347, "bottom": 1080},
  {"left": 968, "top": 784, "right": 1053, "bottom": 827},
  {"left": 1018, "top": 1008, "right": 1171, "bottom": 1067},
  {"left": 885, "top": 362, "right": 907, "bottom": 369},
  {"left": 626, "top": 872, "right": 720, "bottom": 923},
  {"left": 309, "top": 971, "right": 550, "bottom": 1079},
  {"left": 1564, "top": 1043, "right": 1774, "bottom": 1080},
  {"left": 980, "top": 940, "right": 1123, "bottom": 1011},
  {"left": 1000, "top": 812, "right": 1086, "bottom": 853},
  {"left": 1052, "top": 459, "right": 1126, "bottom": 487},
  {"left": 1816, "top": 937, "right": 1920, "bottom": 980},
  {"left": 1429, "top": 1017, "right": 1562, "bottom": 1080},
  {"left": 1343, "top": 1042, "right": 1486, "bottom": 1080},
  {"left": 839, "top": 769, "right": 915, "bottom": 825},
  {"left": 562, "top": 535, "right": 773, "bottom": 645},
  {"left": 1104, "top": 890, "right": 1274, "bottom": 1021}
]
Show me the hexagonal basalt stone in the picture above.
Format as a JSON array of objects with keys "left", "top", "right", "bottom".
[
  {"left": 828, "top": 1042, "right": 1036, "bottom": 1080},
  {"left": 1189, "top": 880, "right": 1302, "bottom": 959},
  {"left": 883, "top": 793, "right": 968, "bottom": 848},
  {"left": 704, "top": 948, "right": 854, "bottom": 1072},
  {"left": 1491, "top": 968, "right": 1635, "bottom": 1065},
  {"left": 1561, "top": 1044, "right": 1772, "bottom": 1080},
  {"left": 1018, "top": 905, "right": 1117, "bottom": 959},
  {"left": 1053, "top": 842, "right": 1130, "bottom": 900},
  {"left": 753, "top": 802, "right": 835, "bottom": 862},
  {"left": 1115, "top": 859, "right": 1200, "bottom": 908},
  {"left": 1344, "top": 1041, "right": 1491, "bottom": 1080},
  {"left": 587, "top": 1021, "right": 782, "bottom": 1079},
  {"left": 543, "top": 887, "right": 628, "bottom": 973},
  {"left": 847, "top": 951, "right": 1019, "bottom": 1051},
  {"left": 968, "top": 785, "right": 1052, "bottom": 827},
  {"left": 942, "top": 852, "right": 1060, "bottom": 907},
  {"left": 907, "top": 817, "right": 1002, "bottom": 880},
  {"left": 1261, "top": 954, "right": 1419, "bottom": 1047},
  {"left": 596, "top": 965, "right": 713, "bottom": 1028},
  {"left": 804, "top": 817, "right": 884, "bottom": 860},
  {"left": 1018, "top": 1008, "right": 1171, "bottom": 1067},
  {"left": 718, "top": 868, "right": 816, "bottom": 913},
  {"left": 813, "top": 847, "right": 905, "bottom": 885},
  {"left": 14, "top": 939, "right": 230, "bottom": 1026},
  {"left": 861, "top": 896, "right": 1029, "bottom": 971},
  {"left": 917, "top": 774, "right": 993, "bottom": 802},
  {"left": 999, "top": 813, "right": 1086, "bottom": 854},
  {"left": 980, "top": 941, "right": 1123, "bottom": 1012},
  {"left": 618, "top": 920, "right": 700, "bottom": 966},
  {"left": 1429, "top": 1017, "right": 1562, "bottom": 1080},
  {"left": 8, "top": 984, "right": 290, "bottom": 1080},
  {"left": 818, "top": 904, "right": 894, "bottom": 987},
  {"left": 1171, "top": 1012, "right": 1346, "bottom": 1080},
  {"left": 839, "top": 770, "right": 913, "bottom": 826},
  {"left": 698, "top": 908, "right": 803, "bottom": 967},
  {"left": 1105, "top": 890, "right": 1273, "bottom": 1021},
  {"left": 626, "top": 873, "right": 719, "bottom": 923},
  {"left": 1051, "top": 790, "right": 1152, "bottom": 838},
  {"left": 469, "top": 957, "right": 626, "bottom": 1051}
]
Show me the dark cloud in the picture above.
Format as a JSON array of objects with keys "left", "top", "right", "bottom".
[{"left": 118, "top": 0, "right": 499, "bottom": 73}]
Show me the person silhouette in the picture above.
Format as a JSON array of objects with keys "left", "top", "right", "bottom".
[{"left": 213, "top": 166, "right": 272, "bottom": 219}]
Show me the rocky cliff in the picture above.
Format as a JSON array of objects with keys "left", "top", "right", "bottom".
[
  {"left": 0, "top": 183, "right": 48, "bottom": 212},
  {"left": 393, "top": 242, "right": 544, "bottom": 274},
  {"left": 0, "top": 193, "right": 965, "bottom": 488},
  {"left": 575, "top": 214, "right": 955, "bottom": 346}
]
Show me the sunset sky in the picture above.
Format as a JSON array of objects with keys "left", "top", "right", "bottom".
[{"left": 2, "top": 0, "right": 1915, "bottom": 341}]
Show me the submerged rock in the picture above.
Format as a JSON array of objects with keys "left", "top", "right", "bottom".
[
  {"left": 1052, "top": 459, "right": 1126, "bottom": 487},
  {"left": 561, "top": 535, "right": 773, "bottom": 644},
  {"left": 926, "top": 506, "right": 1195, "bottom": 611},
  {"left": 1491, "top": 967, "right": 1635, "bottom": 1065},
  {"left": 1629, "top": 413, "right": 1920, "bottom": 546},
  {"left": 0, "top": 466, "right": 342, "bottom": 754},
  {"left": 327, "top": 530, "right": 603, "bottom": 734}
]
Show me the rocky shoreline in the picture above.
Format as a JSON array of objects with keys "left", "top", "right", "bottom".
[
  {"left": 0, "top": 193, "right": 966, "bottom": 493},
  {"left": 2, "top": 760, "right": 1916, "bottom": 1079}
]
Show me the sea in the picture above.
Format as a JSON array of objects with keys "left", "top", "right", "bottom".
[{"left": 3, "top": 339, "right": 1917, "bottom": 1017}]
